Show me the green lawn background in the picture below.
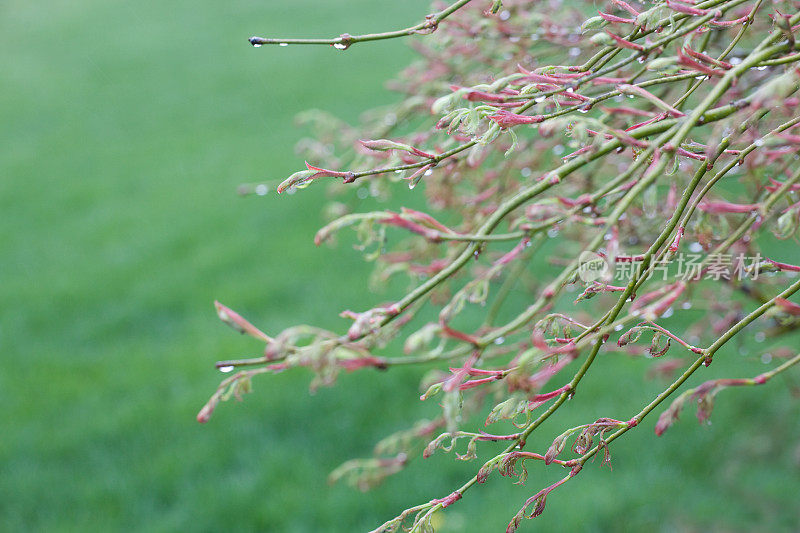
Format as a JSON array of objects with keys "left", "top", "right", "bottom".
[{"left": 2, "top": 0, "right": 799, "bottom": 531}]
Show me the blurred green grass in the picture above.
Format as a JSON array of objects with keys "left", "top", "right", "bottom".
[{"left": 1, "top": 0, "right": 799, "bottom": 531}]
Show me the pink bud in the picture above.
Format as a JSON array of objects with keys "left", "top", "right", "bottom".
[
  {"left": 775, "top": 297, "right": 800, "bottom": 315},
  {"left": 432, "top": 490, "right": 462, "bottom": 508},
  {"left": 214, "top": 301, "right": 271, "bottom": 342},
  {"left": 665, "top": 0, "right": 709, "bottom": 16},
  {"left": 598, "top": 11, "right": 635, "bottom": 23},
  {"left": 489, "top": 110, "right": 544, "bottom": 128},
  {"left": 617, "top": 84, "right": 685, "bottom": 117},
  {"left": 605, "top": 32, "right": 645, "bottom": 51},
  {"left": 612, "top": 0, "right": 640, "bottom": 16},
  {"left": 196, "top": 401, "right": 217, "bottom": 424},
  {"left": 697, "top": 201, "right": 759, "bottom": 214}
]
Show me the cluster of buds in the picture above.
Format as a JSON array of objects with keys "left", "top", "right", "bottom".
[{"left": 205, "top": 0, "right": 800, "bottom": 530}]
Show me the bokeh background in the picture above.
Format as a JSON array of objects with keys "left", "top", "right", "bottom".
[{"left": 2, "top": 0, "right": 799, "bottom": 531}]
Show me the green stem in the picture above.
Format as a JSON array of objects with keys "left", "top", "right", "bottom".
[{"left": 249, "top": 0, "right": 473, "bottom": 47}]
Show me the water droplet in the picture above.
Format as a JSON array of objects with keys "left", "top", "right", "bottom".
[
  {"left": 279, "top": 42, "right": 288, "bottom": 47},
  {"left": 521, "top": 167, "right": 532, "bottom": 177},
  {"left": 253, "top": 43, "right": 262, "bottom": 48},
  {"left": 681, "top": 302, "right": 692, "bottom": 310},
  {"left": 219, "top": 365, "right": 235, "bottom": 373},
  {"left": 509, "top": 36, "right": 521, "bottom": 43},
  {"left": 357, "top": 187, "right": 369, "bottom": 199},
  {"left": 761, "top": 352, "right": 772, "bottom": 364},
  {"left": 255, "top": 184, "right": 268, "bottom": 196},
  {"left": 547, "top": 228, "right": 559, "bottom": 238},
  {"left": 688, "top": 242, "right": 703, "bottom": 253},
  {"left": 569, "top": 47, "right": 581, "bottom": 57},
  {"left": 755, "top": 65, "right": 767, "bottom": 71},
  {"left": 553, "top": 144, "right": 565, "bottom": 155},
  {"left": 494, "top": 336, "right": 506, "bottom": 345},
  {"left": 754, "top": 138, "right": 764, "bottom": 146},
  {"left": 754, "top": 331, "right": 766, "bottom": 343},
  {"left": 614, "top": 324, "right": 624, "bottom": 331},
  {"left": 333, "top": 42, "right": 348, "bottom": 50},
  {"left": 424, "top": 169, "right": 433, "bottom": 176},
  {"left": 661, "top": 308, "right": 674, "bottom": 318},
  {"left": 500, "top": 10, "right": 511, "bottom": 20},
  {"left": 730, "top": 57, "right": 742, "bottom": 65},
  {"left": 534, "top": 96, "right": 546, "bottom": 104}
]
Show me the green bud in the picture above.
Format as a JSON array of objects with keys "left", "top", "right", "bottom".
[
  {"left": 646, "top": 56, "right": 678, "bottom": 72},
  {"left": 478, "top": 123, "right": 501, "bottom": 146},
  {"left": 420, "top": 381, "right": 443, "bottom": 401},
  {"left": 276, "top": 169, "right": 317, "bottom": 193},
  {"left": 404, "top": 323, "right": 440, "bottom": 354},
  {"left": 590, "top": 32, "right": 615, "bottom": 46},
  {"left": 462, "top": 108, "right": 481, "bottom": 135},
  {"left": 581, "top": 16, "right": 607, "bottom": 33},
  {"left": 360, "top": 139, "right": 413, "bottom": 152},
  {"left": 773, "top": 210, "right": 799, "bottom": 240}
]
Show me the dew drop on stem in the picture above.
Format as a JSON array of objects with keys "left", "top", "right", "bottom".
[{"left": 219, "top": 365, "right": 235, "bottom": 373}]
